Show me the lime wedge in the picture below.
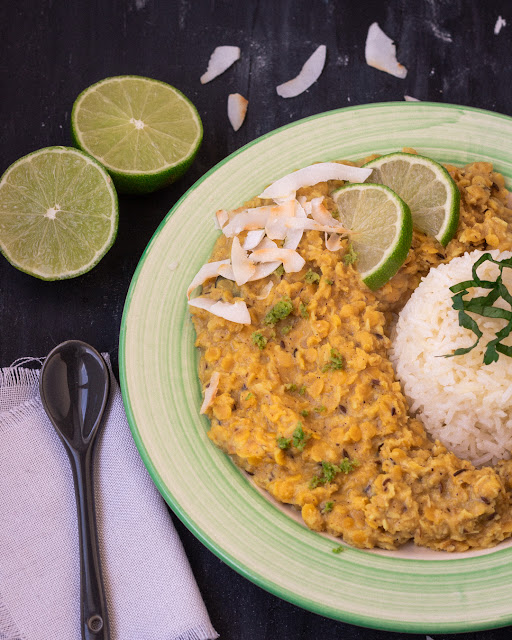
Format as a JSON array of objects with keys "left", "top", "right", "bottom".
[
  {"left": 333, "top": 183, "right": 413, "bottom": 290},
  {"left": 0, "top": 147, "right": 118, "bottom": 280},
  {"left": 363, "top": 151, "right": 460, "bottom": 246},
  {"left": 71, "top": 75, "right": 203, "bottom": 194}
]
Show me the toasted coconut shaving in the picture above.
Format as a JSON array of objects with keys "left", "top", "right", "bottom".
[
  {"left": 217, "top": 263, "right": 235, "bottom": 280},
  {"left": 189, "top": 297, "right": 251, "bottom": 324},
  {"left": 310, "top": 197, "right": 344, "bottom": 229},
  {"left": 215, "top": 209, "right": 229, "bottom": 230},
  {"left": 284, "top": 217, "right": 349, "bottom": 235},
  {"left": 249, "top": 247, "right": 305, "bottom": 273},
  {"left": 187, "top": 259, "right": 231, "bottom": 298},
  {"left": 283, "top": 200, "right": 307, "bottom": 250},
  {"left": 231, "top": 237, "right": 256, "bottom": 285},
  {"left": 222, "top": 202, "right": 295, "bottom": 237},
  {"left": 200, "top": 371, "right": 220, "bottom": 414},
  {"left": 404, "top": 95, "right": 420, "bottom": 101},
  {"left": 259, "top": 162, "right": 372, "bottom": 200},
  {"left": 243, "top": 229, "right": 266, "bottom": 250},
  {"left": 200, "top": 46, "right": 240, "bottom": 84},
  {"left": 325, "top": 232, "right": 344, "bottom": 251},
  {"left": 365, "top": 22, "right": 407, "bottom": 79},
  {"left": 255, "top": 281, "right": 274, "bottom": 300},
  {"left": 265, "top": 200, "right": 296, "bottom": 240},
  {"left": 276, "top": 45, "right": 327, "bottom": 98},
  {"left": 228, "top": 93, "right": 248, "bottom": 131},
  {"left": 250, "top": 262, "right": 281, "bottom": 280}
]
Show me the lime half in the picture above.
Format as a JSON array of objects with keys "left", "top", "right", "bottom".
[
  {"left": 0, "top": 147, "right": 118, "bottom": 280},
  {"left": 333, "top": 183, "right": 413, "bottom": 290},
  {"left": 71, "top": 75, "right": 203, "bottom": 194},
  {"left": 363, "top": 151, "right": 460, "bottom": 246}
]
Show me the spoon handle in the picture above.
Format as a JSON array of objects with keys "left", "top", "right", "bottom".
[{"left": 68, "top": 447, "right": 110, "bottom": 640}]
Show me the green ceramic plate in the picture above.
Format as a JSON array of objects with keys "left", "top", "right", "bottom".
[{"left": 119, "top": 102, "right": 512, "bottom": 633}]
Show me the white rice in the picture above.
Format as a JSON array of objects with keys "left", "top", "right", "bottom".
[{"left": 389, "top": 249, "right": 512, "bottom": 466}]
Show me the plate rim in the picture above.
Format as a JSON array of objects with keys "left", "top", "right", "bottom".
[{"left": 119, "top": 100, "right": 512, "bottom": 633}]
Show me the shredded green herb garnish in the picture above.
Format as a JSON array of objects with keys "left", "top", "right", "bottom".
[
  {"left": 277, "top": 436, "right": 291, "bottom": 450},
  {"left": 299, "top": 302, "right": 309, "bottom": 319},
  {"left": 443, "top": 253, "right": 512, "bottom": 365},
  {"left": 305, "top": 269, "right": 321, "bottom": 285},
  {"left": 251, "top": 332, "right": 267, "bottom": 350},
  {"left": 323, "top": 501, "right": 334, "bottom": 513},
  {"left": 344, "top": 241, "right": 358, "bottom": 265},
  {"left": 331, "top": 546, "right": 344, "bottom": 554},
  {"left": 321, "top": 348, "right": 344, "bottom": 372},
  {"left": 284, "top": 383, "right": 297, "bottom": 392},
  {"left": 292, "top": 421, "right": 310, "bottom": 451},
  {"left": 298, "top": 385, "right": 306, "bottom": 396},
  {"left": 281, "top": 324, "right": 292, "bottom": 335},
  {"left": 310, "top": 458, "right": 359, "bottom": 488},
  {"left": 314, "top": 405, "right": 327, "bottom": 413},
  {"left": 264, "top": 297, "right": 293, "bottom": 324},
  {"left": 245, "top": 392, "right": 254, "bottom": 400},
  {"left": 325, "top": 278, "right": 334, "bottom": 285},
  {"left": 300, "top": 409, "right": 309, "bottom": 417},
  {"left": 274, "top": 264, "right": 285, "bottom": 277}
]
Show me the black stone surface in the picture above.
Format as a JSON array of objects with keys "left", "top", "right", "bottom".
[{"left": 2, "top": 1, "right": 512, "bottom": 637}]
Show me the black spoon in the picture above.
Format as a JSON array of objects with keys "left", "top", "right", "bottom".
[{"left": 40, "top": 340, "right": 111, "bottom": 640}]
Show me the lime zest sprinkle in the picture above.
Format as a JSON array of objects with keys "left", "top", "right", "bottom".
[
  {"left": 443, "top": 253, "right": 512, "bottom": 365},
  {"left": 292, "top": 421, "right": 310, "bottom": 451},
  {"left": 310, "top": 458, "right": 359, "bottom": 488},
  {"left": 245, "top": 392, "right": 254, "bottom": 400},
  {"left": 277, "top": 436, "right": 291, "bottom": 450},
  {"left": 264, "top": 297, "right": 293, "bottom": 324},
  {"left": 299, "top": 302, "right": 309, "bottom": 318},
  {"left": 251, "top": 332, "right": 267, "bottom": 350},
  {"left": 323, "top": 501, "right": 334, "bottom": 513},
  {"left": 344, "top": 241, "right": 358, "bottom": 265},
  {"left": 322, "top": 348, "right": 344, "bottom": 372},
  {"left": 331, "top": 545, "right": 344, "bottom": 554},
  {"left": 305, "top": 269, "right": 321, "bottom": 284}
]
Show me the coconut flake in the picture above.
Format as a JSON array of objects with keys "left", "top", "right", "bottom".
[
  {"left": 255, "top": 281, "right": 274, "bottom": 300},
  {"left": 249, "top": 247, "right": 305, "bottom": 273},
  {"left": 310, "top": 197, "right": 345, "bottom": 230},
  {"left": 187, "top": 259, "right": 231, "bottom": 298},
  {"left": 228, "top": 93, "right": 248, "bottom": 131},
  {"left": 231, "top": 237, "right": 256, "bottom": 285},
  {"left": 276, "top": 45, "right": 327, "bottom": 98},
  {"left": 325, "top": 233, "right": 344, "bottom": 251},
  {"left": 243, "top": 229, "right": 266, "bottom": 250},
  {"left": 283, "top": 200, "right": 307, "bottom": 250},
  {"left": 495, "top": 16, "right": 507, "bottom": 35},
  {"left": 265, "top": 200, "right": 296, "bottom": 240},
  {"left": 188, "top": 297, "right": 251, "bottom": 324},
  {"left": 215, "top": 209, "right": 229, "bottom": 230},
  {"left": 200, "top": 371, "right": 221, "bottom": 414},
  {"left": 404, "top": 95, "right": 420, "bottom": 101},
  {"left": 259, "top": 162, "right": 372, "bottom": 200},
  {"left": 200, "top": 46, "right": 241, "bottom": 84},
  {"left": 222, "top": 202, "right": 297, "bottom": 237},
  {"left": 365, "top": 22, "right": 407, "bottom": 79},
  {"left": 283, "top": 217, "right": 349, "bottom": 235}
]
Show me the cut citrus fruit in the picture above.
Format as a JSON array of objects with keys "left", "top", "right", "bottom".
[
  {"left": 71, "top": 75, "right": 203, "bottom": 194},
  {"left": 0, "top": 146, "right": 118, "bottom": 280},
  {"left": 363, "top": 151, "right": 460, "bottom": 246},
  {"left": 332, "top": 183, "right": 413, "bottom": 290}
]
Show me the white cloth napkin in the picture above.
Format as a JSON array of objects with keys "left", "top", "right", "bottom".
[{"left": 0, "top": 358, "right": 219, "bottom": 640}]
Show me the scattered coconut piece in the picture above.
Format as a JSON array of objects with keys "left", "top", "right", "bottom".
[
  {"left": 265, "top": 200, "right": 297, "bottom": 240},
  {"left": 325, "top": 232, "right": 344, "bottom": 252},
  {"left": 365, "top": 22, "right": 407, "bottom": 79},
  {"left": 217, "top": 263, "right": 235, "bottom": 280},
  {"left": 189, "top": 297, "right": 251, "bottom": 324},
  {"left": 243, "top": 229, "right": 266, "bottom": 250},
  {"left": 200, "top": 46, "right": 241, "bottom": 84},
  {"left": 231, "top": 237, "right": 257, "bottom": 285},
  {"left": 222, "top": 202, "right": 296, "bottom": 237},
  {"left": 255, "top": 281, "right": 274, "bottom": 300},
  {"left": 404, "top": 95, "right": 420, "bottom": 101},
  {"left": 200, "top": 371, "right": 221, "bottom": 414},
  {"left": 259, "top": 162, "right": 372, "bottom": 200},
  {"left": 215, "top": 209, "right": 229, "bottom": 230},
  {"left": 168, "top": 261, "right": 179, "bottom": 271},
  {"left": 187, "top": 259, "right": 231, "bottom": 298},
  {"left": 284, "top": 217, "right": 350, "bottom": 235},
  {"left": 495, "top": 16, "right": 507, "bottom": 35},
  {"left": 310, "top": 197, "right": 345, "bottom": 230},
  {"left": 249, "top": 247, "right": 305, "bottom": 273},
  {"left": 283, "top": 200, "right": 307, "bottom": 250},
  {"left": 227, "top": 93, "right": 248, "bottom": 131},
  {"left": 276, "top": 44, "right": 327, "bottom": 98}
]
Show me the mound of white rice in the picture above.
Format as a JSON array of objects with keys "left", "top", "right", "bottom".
[{"left": 390, "top": 249, "right": 512, "bottom": 466}]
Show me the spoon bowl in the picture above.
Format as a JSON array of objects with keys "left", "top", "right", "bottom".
[{"left": 40, "top": 340, "right": 111, "bottom": 640}]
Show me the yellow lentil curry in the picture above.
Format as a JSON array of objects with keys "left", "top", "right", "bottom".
[{"left": 190, "top": 150, "right": 512, "bottom": 552}]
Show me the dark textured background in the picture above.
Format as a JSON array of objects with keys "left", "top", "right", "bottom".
[{"left": 2, "top": 0, "right": 512, "bottom": 638}]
